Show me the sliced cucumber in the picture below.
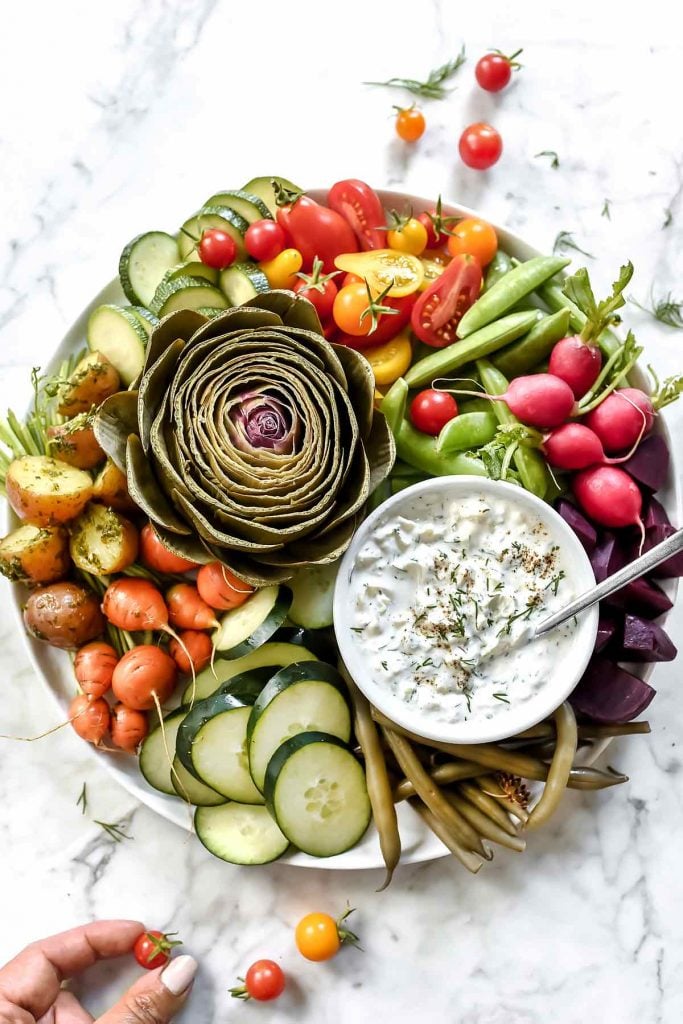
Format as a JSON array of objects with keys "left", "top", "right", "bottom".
[
  {"left": 219, "top": 263, "right": 269, "bottom": 305},
  {"left": 172, "top": 755, "right": 226, "bottom": 806},
  {"left": 162, "top": 261, "right": 219, "bottom": 286},
  {"left": 191, "top": 703, "right": 263, "bottom": 804},
  {"left": 178, "top": 206, "right": 249, "bottom": 262},
  {"left": 213, "top": 586, "right": 292, "bottom": 659},
  {"left": 195, "top": 802, "right": 288, "bottom": 865},
  {"left": 138, "top": 708, "right": 187, "bottom": 796},
  {"left": 119, "top": 230, "right": 180, "bottom": 307},
  {"left": 274, "top": 625, "right": 338, "bottom": 662},
  {"left": 264, "top": 732, "right": 370, "bottom": 857},
  {"left": 127, "top": 306, "right": 159, "bottom": 338},
  {"left": 87, "top": 304, "right": 147, "bottom": 385},
  {"left": 248, "top": 662, "right": 351, "bottom": 792},
  {"left": 196, "top": 306, "right": 226, "bottom": 318},
  {"left": 204, "top": 189, "right": 272, "bottom": 223},
  {"left": 149, "top": 276, "right": 228, "bottom": 318},
  {"left": 242, "top": 176, "right": 302, "bottom": 217},
  {"left": 182, "top": 637, "right": 320, "bottom": 704},
  {"left": 288, "top": 560, "right": 339, "bottom": 629}
]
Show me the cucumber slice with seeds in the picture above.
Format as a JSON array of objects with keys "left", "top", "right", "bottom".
[
  {"left": 119, "top": 231, "right": 180, "bottom": 307},
  {"left": 242, "top": 176, "right": 302, "bottom": 217},
  {"left": 213, "top": 586, "right": 292, "bottom": 659},
  {"left": 171, "top": 755, "right": 227, "bottom": 807},
  {"left": 86, "top": 304, "right": 147, "bottom": 385},
  {"left": 204, "top": 189, "right": 272, "bottom": 222},
  {"left": 264, "top": 732, "right": 370, "bottom": 857},
  {"left": 219, "top": 263, "right": 269, "bottom": 305},
  {"left": 139, "top": 708, "right": 186, "bottom": 796},
  {"left": 178, "top": 206, "right": 249, "bottom": 262},
  {"left": 247, "top": 662, "right": 351, "bottom": 793},
  {"left": 191, "top": 703, "right": 264, "bottom": 804},
  {"left": 195, "top": 802, "right": 288, "bottom": 865},
  {"left": 182, "top": 636, "right": 320, "bottom": 704},
  {"left": 149, "top": 276, "right": 228, "bottom": 317}
]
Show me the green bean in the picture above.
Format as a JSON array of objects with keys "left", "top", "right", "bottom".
[
  {"left": 477, "top": 775, "right": 529, "bottom": 823},
  {"left": 492, "top": 309, "right": 571, "bottom": 378},
  {"left": 380, "top": 377, "right": 409, "bottom": 434},
  {"left": 476, "top": 359, "right": 553, "bottom": 499},
  {"left": 395, "top": 420, "right": 487, "bottom": 478},
  {"left": 341, "top": 665, "right": 400, "bottom": 890},
  {"left": 566, "top": 766, "right": 629, "bottom": 790},
  {"left": 483, "top": 250, "right": 514, "bottom": 291},
  {"left": 528, "top": 703, "right": 578, "bottom": 830},
  {"left": 579, "top": 721, "right": 651, "bottom": 739},
  {"left": 404, "top": 310, "right": 541, "bottom": 388},
  {"left": 457, "top": 256, "right": 570, "bottom": 338},
  {"left": 436, "top": 410, "right": 497, "bottom": 454},
  {"left": 457, "top": 779, "right": 518, "bottom": 836},
  {"left": 447, "top": 792, "right": 526, "bottom": 852},
  {"left": 410, "top": 801, "right": 484, "bottom": 874},
  {"left": 381, "top": 727, "right": 490, "bottom": 858},
  {"left": 393, "top": 761, "right": 488, "bottom": 802}
]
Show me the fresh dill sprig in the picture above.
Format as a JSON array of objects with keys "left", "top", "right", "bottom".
[
  {"left": 553, "top": 231, "right": 595, "bottom": 259},
  {"left": 535, "top": 150, "right": 559, "bottom": 169},
  {"left": 601, "top": 199, "right": 611, "bottom": 220},
  {"left": 95, "top": 820, "right": 132, "bottom": 843},
  {"left": 364, "top": 47, "right": 466, "bottom": 100},
  {"left": 543, "top": 570, "right": 566, "bottom": 596},
  {"left": 76, "top": 782, "right": 88, "bottom": 816},
  {"left": 630, "top": 290, "right": 683, "bottom": 329}
]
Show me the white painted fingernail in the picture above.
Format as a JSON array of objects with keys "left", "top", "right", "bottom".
[{"left": 161, "top": 954, "right": 198, "bottom": 995}]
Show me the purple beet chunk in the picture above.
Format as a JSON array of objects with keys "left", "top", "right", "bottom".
[
  {"left": 620, "top": 613, "right": 677, "bottom": 662},
  {"left": 623, "top": 435, "right": 670, "bottom": 492},
  {"left": 644, "top": 495, "right": 671, "bottom": 531},
  {"left": 605, "top": 577, "right": 673, "bottom": 618},
  {"left": 643, "top": 524, "right": 683, "bottom": 578},
  {"left": 556, "top": 498, "right": 598, "bottom": 552},
  {"left": 595, "top": 614, "right": 618, "bottom": 654},
  {"left": 591, "top": 532, "right": 627, "bottom": 583},
  {"left": 570, "top": 656, "right": 656, "bottom": 723}
]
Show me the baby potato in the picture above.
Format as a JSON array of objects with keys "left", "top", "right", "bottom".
[
  {"left": 92, "top": 459, "right": 136, "bottom": 512},
  {"left": 0, "top": 524, "right": 70, "bottom": 584},
  {"left": 5, "top": 456, "right": 93, "bottom": 526},
  {"left": 47, "top": 412, "right": 104, "bottom": 470},
  {"left": 57, "top": 351, "right": 120, "bottom": 416},
  {"left": 69, "top": 503, "right": 139, "bottom": 575},
  {"left": 24, "top": 581, "right": 105, "bottom": 649}
]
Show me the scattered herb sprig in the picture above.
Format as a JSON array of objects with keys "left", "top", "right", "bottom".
[
  {"left": 95, "top": 820, "right": 133, "bottom": 844},
  {"left": 535, "top": 150, "right": 559, "bottom": 169},
  {"left": 364, "top": 47, "right": 466, "bottom": 100},
  {"left": 76, "top": 782, "right": 88, "bottom": 815},
  {"left": 553, "top": 231, "right": 595, "bottom": 260},
  {"left": 630, "top": 291, "right": 683, "bottom": 329}
]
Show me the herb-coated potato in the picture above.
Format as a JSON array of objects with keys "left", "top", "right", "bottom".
[
  {"left": 57, "top": 351, "right": 121, "bottom": 416},
  {"left": 0, "top": 524, "right": 71, "bottom": 584},
  {"left": 24, "top": 581, "right": 105, "bottom": 649},
  {"left": 47, "top": 413, "right": 104, "bottom": 470},
  {"left": 92, "top": 459, "right": 136, "bottom": 512},
  {"left": 5, "top": 456, "right": 93, "bottom": 526},
  {"left": 69, "top": 503, "right": 139, "bottom": 575}
]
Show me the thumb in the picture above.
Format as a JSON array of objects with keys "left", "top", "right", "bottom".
[{"left": 98, "top": 954, "right": 198, "bottom": 1023}]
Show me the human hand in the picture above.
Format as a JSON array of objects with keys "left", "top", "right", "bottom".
[{"left": 0, "top": 919, "right": 197, "bottom": 1022}]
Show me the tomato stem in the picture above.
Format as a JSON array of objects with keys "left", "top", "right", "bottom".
[
  {"left": 143, "top": 930, "right": 183, "bottom": 963},
  {"left": 359, "top": 279, "right": 400, "bottom": 334},
  {"left": 336, "top": 904, "right": 362, "bottom": 951},
  {"left": 294, "top": 255, "right": 340, "bottom": 294},
  {"left": 272, "top": 180, "right": 304, "bottom": 208},
  {"left": 229, "top": 978, "right": 251, "bottom": 1001},
  {"left": 493, "top": 47, "right": 524, "bottom": 68}
]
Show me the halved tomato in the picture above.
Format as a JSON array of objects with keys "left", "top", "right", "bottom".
[
  {"left": 327, "top": 180, "right": 387, "bottom": 251},
  {"left": 411, "top": 255, "right": 482, "bottom": 347},
  {"left": 334, "top": 250, "right": 424, "bottom": 297},
  {"left": 419, "top": 258, "right": 446, "bottom": 291}
]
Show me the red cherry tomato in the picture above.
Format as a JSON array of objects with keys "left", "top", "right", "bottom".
[
  {"left": 334, "top": 292, "right": 416, "bottom": 349},
  {"left": 411, "top": 255, "right": 482, "bottom": 347},
  {"left": 133, "top": 930, "right": 183, "bottom": 971},
  {"left": 275, "top": 187, "right": 357, "bottom": 274},
  {"left": 293, "top": 256, "right": 340, "bottom": 319},
  {"left": 245, "top": 219, "right": 286, "bottom": 262},
  {"left": 231, "top": 960, "right": 286, "bottom": 1002},
  {"left": 459, "top": 123, "right": 503, "bottom": 170},
  {"left": 327, "top": 179, "right": 386, "bottom": 251},
  {"left": 198, "top": 229, "right": 237, "bottom": 269},
  {"left": 475, "top": 49, "right": 522, "bottom": 92},
  {"left": 410, "top": 390, "right": 459, "bottom": 435}
]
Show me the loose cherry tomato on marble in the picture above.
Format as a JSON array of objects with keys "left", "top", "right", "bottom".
[
  {"left": 133, "top": 930, "right": 183, "bottom": 971},
  {"left": 327, "top": 179, "right": 387, "bottom": 251},
  {"left": 245, "top": 219, "right": 286, "bottom": 262},
  {"left": 394, "top": 105, "right": 425, "bottom": 142},
  {"left": 459, "top": 122, "right": 503, "bottom": 170},
  {"left": 295, "top": 906, "right": 360, "bottom": 962},
  {"left": 230, "top": 960, "right": 286, "bottom": 1002},
  {"left": 410, "top": 389, "right": 459, "bottom": 435},
  {"left": 447, "top": 217, "right": 498, "bottom": 267},
  {"left": 198, "top": 229, "right": 237, "bottom": 269},
  {"left": 475, "top": 49, "right": 523, "bottom": 92}
]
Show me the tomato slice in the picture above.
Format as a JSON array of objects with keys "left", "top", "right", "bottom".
[
  {"left": 334, "top": 250, "right": 424, "bottom": 297},
  {"left": 419, "top": 258, "right": 446, "bottom": 291},
  {"left": 327, "top": 180, "right": 387, "bottom": 251},
  {"left": 411, "top": 255, "right": 482, "bottom": 348}
]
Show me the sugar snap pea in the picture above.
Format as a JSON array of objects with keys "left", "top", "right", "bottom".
[
  {"left": 457, "top": 256, "right": 570, "bottom": 338},
  {"left": 380, "top": 377, "right": 409, "bottom": 434},
  {"left": 483, "top": 250, "right": 514, "bottom": 290},
  {"left": 527, "top": 702, "right": 577, "bottom": 830},
  {"left": 436, "top": 410, "right": 497, "bottom": 454},
  {"left": 459, "top": 397, "right": 492, "bottom": 415},
  {"left": 404, "top": 309, "right": 541, "bottom": 388},
  {"left": 492, "top": 308, "right": 571, "bottom": 378},
  {"left": 395, "top": 420, "right": 487, "bottom": 478}
]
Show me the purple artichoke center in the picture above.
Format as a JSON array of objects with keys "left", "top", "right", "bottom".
[{"left": 227, "top": 391, "right": 298, "bottom": 454}]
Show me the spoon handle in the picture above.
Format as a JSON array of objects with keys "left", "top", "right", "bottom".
[{"left": 535, "top": 528, "right": 683, "bottom": 637}]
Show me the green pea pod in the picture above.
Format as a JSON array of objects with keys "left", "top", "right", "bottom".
[
  {"left": 404, "top": 310, "right": 540, "bottom": 389},
  {"left": 536, "top": 280, "right": 622, "bottom": 358},
  {"left": 380, "top": 377, "right": 409, "bottom": 435},
  {"left": 492, "top": 309, "right": 571, "bottom": 378},
  {"left": 436, "top": 410, "right": 497, "bottom": 454},
  {"left": 483, "top": 250, "right": 514, "bottom": 291},
  {"left": 458, "top": 397, "right": 492, "bottom": 415},
  {"left": 476, "top": 358, "right": 553, "bottom": 499},
  {"left": 457, "top": 256, "right": 570, "bottom": 339},
  {"left": 396, "top": 420, "right": 487, "bottom": 478}
]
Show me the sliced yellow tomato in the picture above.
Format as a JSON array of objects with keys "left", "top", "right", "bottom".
[
  {"left": 364, "top": 332, "right": 413, "bottom": 387},
  {"left": 419, "top": 258, "right": 446, "bottom": 291},
  {"left": 334, "top": 250, "right": 424, "bottom": 297}
]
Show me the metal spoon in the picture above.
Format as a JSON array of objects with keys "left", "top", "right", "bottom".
[{"left": 535, "top": 528, "right": 683, "bottom": 637}]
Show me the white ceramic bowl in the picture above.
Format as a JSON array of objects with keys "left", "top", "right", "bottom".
[{"left": 334, "top": 477, "right": 600, "bottom": 745}]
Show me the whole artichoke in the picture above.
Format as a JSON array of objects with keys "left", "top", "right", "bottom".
[{"left": 95, "top": 291, "right": 395, "bottom": 585}]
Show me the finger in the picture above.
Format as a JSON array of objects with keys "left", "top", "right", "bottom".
[
  {"left": 0, "top": 921, "right": 144, "bottom": 1018},
  {"left": 46, "top": 990, "right": 94, "bottom": 1024},
  {"left": 0, "top": 998, "right": 34, "bottom": 1024},
  {"left": 98, "top": 955, "right": 198, "bottom": 1024}
]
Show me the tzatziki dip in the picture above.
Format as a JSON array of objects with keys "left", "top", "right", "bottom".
[{"left": 345, "top": 489, "right": 580, "bottom": 728}]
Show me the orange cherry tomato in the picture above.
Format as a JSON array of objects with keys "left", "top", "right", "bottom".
[
  {"left": 447, "top": 217, "right": 498, "bottom": 266},
  {"left": 295, "top": 907, "right": 359, "bottom": 962},
  {"left": 395, "top": 106, "right": 426, "bottom": 143}
]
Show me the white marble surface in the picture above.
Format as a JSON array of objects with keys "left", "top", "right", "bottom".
[{"left": 1, "top": 1, "right": 683, "bottom": 1020}]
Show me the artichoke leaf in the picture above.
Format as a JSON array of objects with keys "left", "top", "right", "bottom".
[
  {"left": 172, "top": 488, "right": 283, "bottom": 552},
  {"left": 364, "top": 409, "right": 397, "bottom": 493},
  {"left": 243, "top": 289, "right": 324, "bottom": 335},
  {"left": 93, "top": 391, "right": 140, "bottom": 472},
  {"left": 332, "top": 344, "right": 375, "bottom": 439},
  {"left": 150, "top": 522, "right": 214, "bottom": 565},
  {"left": 188, "top": 306, "right": 284, "bottom": 347},
  {"left": 126, "top": 434, "right": 191, "bottom": 534},
  {"left": 143, "top": 309, "right": 206, "bottom": 376},
  {"left": 138, "top": 338, "right": 185, "bottom": 454},
  {"left": 259, "top": 515, "right": 359, "bottom": 568}
]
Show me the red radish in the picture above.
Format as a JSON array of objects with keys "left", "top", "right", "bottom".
[
  {"left": 111, "top": 645, "right": 177, "bottom": 710},
  {"left": 584, "top": 389, "right": 654, "bottom": 453},
  {"left": 197, "top": 562, "right": 254, "bottom": 611},
  {"left": 169, "top": 630, "right": 213, "bottom": 674},
  {"left": 548, "top": 335, "right": 602, "bottom": 399},
  {"left": 110, "top": 703, "right": 149, "bottom": 752},
  {"left": 74, "top": 641, "right": 119, "bottom": 698},
  {"left": 543, "top": 421, "right": 646, "bottom": 471},
  {"left": 572, "top": 466, "right": 644, "bottom": 542},
  {"left": 166, "top": 583, "right": 220, "bottom": 631},
  {"left": 139, "top": 524, "right": 199, "bottom": 574},
  {"left": 69, "top": 694, "right": 110, "bottom": 745}
]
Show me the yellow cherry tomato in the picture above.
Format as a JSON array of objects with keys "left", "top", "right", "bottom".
[
  {"left": 295, "top": 907, "right": 359, "bottom": 962},
  {"left": 446, "top": 217, "right": 498, "bottom": 267},
  {"left": 259, "top": 248, "right": 303, "bottom": 289},
  {"left": 419, "top": 258, "right": 446, "bottom": 291},
  {"left": 395, "top": 106, "right": 426, "bottom": 143},
  {"left": 364, "top": 332, "right": 413, "bottom": 387},
  {"left": 335, "top": 249, "right": 424, "bottom": 297},
  {"left": 387, "top": 217, "right": 428, "bottom": 256}
]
